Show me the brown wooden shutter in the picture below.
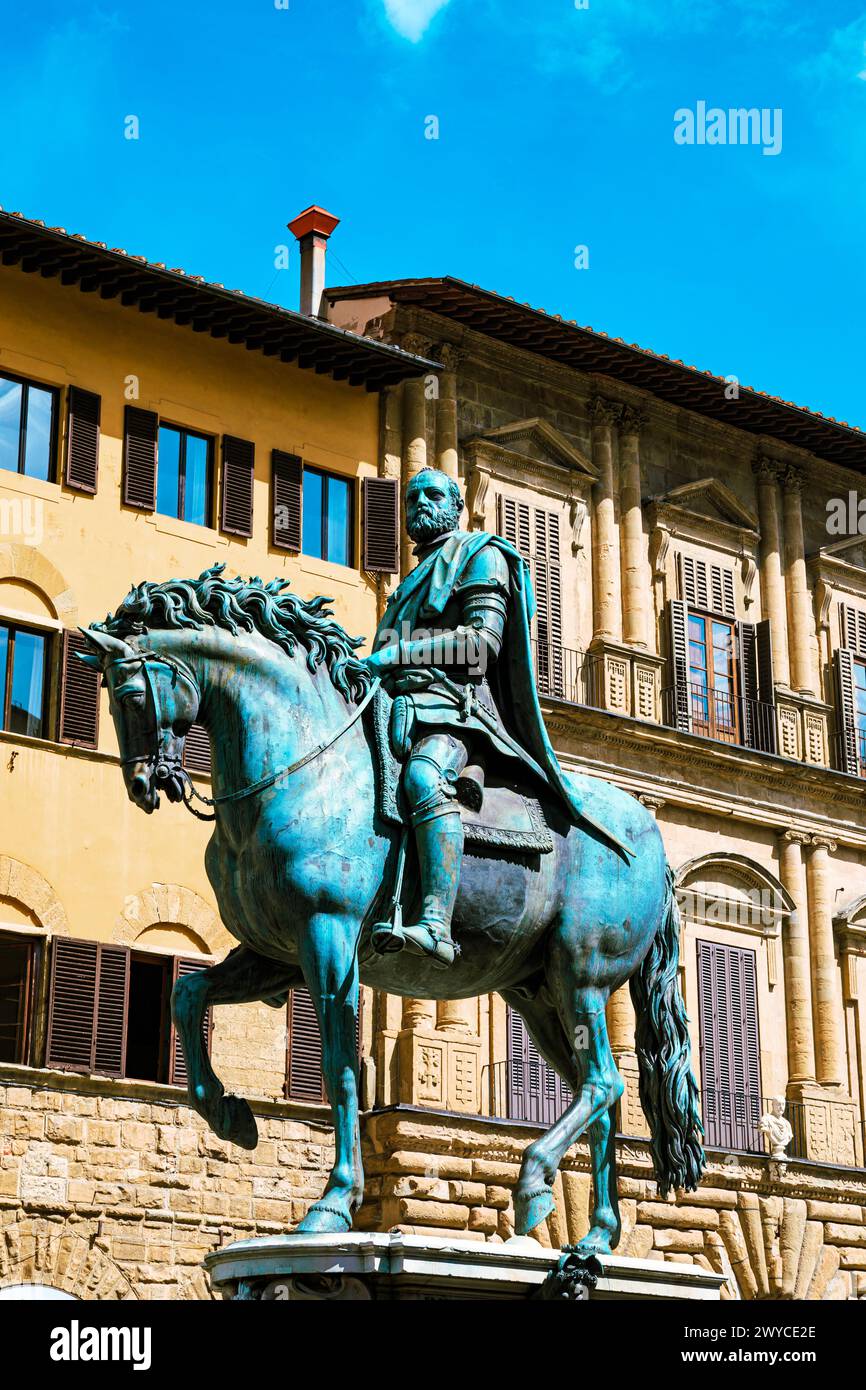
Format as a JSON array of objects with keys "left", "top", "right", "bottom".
[
  {"left": 58, "top": 630, "right": 100, "bottom": 748},
  {"left": 498, "top": 495, "right": 531, "bottom": 559},
  {"left": 697, "top": 939, "right": 761, "bottom": 1150},
  {"left": 169, "top": 957, "right": 212, "bottom": 1088},
  {"left": 362, "top": 476, "right": 399, "bottom": 572},
  {"left": 667, "top": 599, "right": 691, "bottom": 733},
  {"left": 835, "top": 647, "right": 860, "bottom": 776},
  {"left": 46, "top": 938, "right": 129, "bottom": 1075},
  {"left": 182, "top": 724, "right": 211, "bottom": 775},
  {"left": 737, "top": 621, "right": 758, "bottom": 750},
  {"left": 220, "top": 435, "right": 254, "bottom": 537},
  {"left": 46, "top": 938, "right": 98, "bottom": 1072},
  {"left": 122, "top": 406, "right": 157, "bottom": 510},
  {"left": 93, "top": 946, "right": 130, "bottom": 1076},
  {"left": 680, "top": 555, "right": 735, "bottom": 618},
  {"left": 286, "top": 987, "right": 325, "bottom": 1102},
  {"left": 840, "top": 602, "right": 866, "bottom": 656},
  {"left": 272, "top": 450, "right": 302, "bottom": 551},
  {"left": 505, "top": 1006, "right": 571, "bottom": 1124},
  {"left": 533, "top": 508, "right": 564, "bottom": 698},
  {"left": 65, "top": 387, "right": 101, "bottom": 493},
  {"left": 756, "top": 619, "right": 776, "bottom": 754}
]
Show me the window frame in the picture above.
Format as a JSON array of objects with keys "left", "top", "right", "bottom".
[
  {"left": 0, "top": 618, "right": 50, "bottom": 739},
  {"left": 686, "top": 608, "right": 740, "bottom": 745},
  {"left": 853, "top": 657, "right": 866, "bottom": 777},
  {"left": 302, "top": 464, "right": 355, "bottom": 567},
  {"left": 0, "top": 369, "right": 60, "bottom": 483},
  {"left": 0, "top": 928, "right": 40, "bottom": 1066},
  {"left": 156, "top": 421, "right": 215, "bottom": 528}
]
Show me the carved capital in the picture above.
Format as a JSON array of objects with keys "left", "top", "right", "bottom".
[
  {"left": 781, "top": 463, "right": 805, "bottom": 494},
  {"left": 436, "top": 342, "right": 461, "bottom": 372},
  {"left": 638, "top": 794, "right": 666, "bottom": 814},
  {"left": 619, "top": 405, "right": 647, "bottom": 437},
  {"left": 752, "top": 454, "right": 782, "bottom": 485},
  {"left": 810, "top": 834, "right": 838, "bottom": 854},
  {"left": 779, "top": 828, "right": 811, "bottom": 846},
  {"left": 587, "top": 395, "right": 620, "bottom": 430},
  {"left": 401, "top": 332, "right": 434, "bottom": 358}
]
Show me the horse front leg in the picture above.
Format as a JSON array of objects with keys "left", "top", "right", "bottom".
[
  {"left": 171, "top": 944, "right": 301, "bottom": 1150},
  {"left": 295, "top": 914, "right": 363, "bottom": 1234}
]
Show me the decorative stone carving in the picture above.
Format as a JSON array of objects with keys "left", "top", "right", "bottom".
[{"left": 759, "top": 1098, "right": 793, "bottom": 1159}]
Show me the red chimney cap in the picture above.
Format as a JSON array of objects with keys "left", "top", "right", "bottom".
[{"left": 287, "top": 206, "right": 340, "bottom": 241}]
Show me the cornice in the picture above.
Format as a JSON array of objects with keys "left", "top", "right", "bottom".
[{"left": 541, "top": 701, "right": 866, "bottom": 846}]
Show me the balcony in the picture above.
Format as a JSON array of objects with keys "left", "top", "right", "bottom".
[
  {"left": 482, "top": 1063, "right": 861, "bottom": 1167},
  {"left": 661, "top": 680, "right": 777, "bottom": 752},
  {"left": 531, "top": 639, "right": 604, "bottom": 708}
]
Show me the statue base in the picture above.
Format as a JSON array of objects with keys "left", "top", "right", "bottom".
[{"left": 204, "top": 1232, "right": 726, "bottom": 1301}]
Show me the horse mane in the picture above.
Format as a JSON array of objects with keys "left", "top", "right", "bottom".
[{"left": 96, "top": 563, "right": 373, "bottom": 703}]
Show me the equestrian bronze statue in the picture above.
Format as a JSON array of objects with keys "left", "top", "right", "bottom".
[{"left": 80, "top": 468, "right": 704, "bottom": 1252}]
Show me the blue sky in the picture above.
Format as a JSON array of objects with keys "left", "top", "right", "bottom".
[{"left": 1, "top": 0, "right": 864, "bottom": 427}]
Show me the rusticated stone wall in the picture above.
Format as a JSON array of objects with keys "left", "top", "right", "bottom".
[
  {"left": 358, "top": 1108, "right": 866, "bottom": 1301},
  {"left": 0, "top": 1067, "right": 336, "bottom": 1300}
]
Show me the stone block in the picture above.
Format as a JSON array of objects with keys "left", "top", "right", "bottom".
[{"left": 397, "top": 1199, "right": 470, "bottom": 1229}]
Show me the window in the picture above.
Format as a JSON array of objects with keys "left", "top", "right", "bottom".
[
  {"left": 688, "top": 614, "right": 738, "bottom": 743},
  {"left": 285, "top": 985, "right": 361, "bottom": 1103},
  {"left": 0, "top": 620, "right": 49, "bottom": 739},
  {"left": 302, "top": 466, "right": 354, "bottom": 566},
  {"left": 697, "top": 939, "right": 762, "bottom": 1152},
  {"left": 0, "top": 931, "right": 39, "bottom": 1064},
  {"left": 45, "top": 937, "right": 211, "bottom": 1083},
  {"left": 501, "top": 1006, "right": 572, "bottom": 1125},
  {"left": 499, "top": 496, "right": 564, "bottom": 699},
  {"left": 0, "top": 372, "right": 58, "bottom": 482},
  {"left": 156, "top": 425, "right": 213, "bottom": 527}
]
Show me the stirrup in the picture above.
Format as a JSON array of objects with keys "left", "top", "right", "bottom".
[
  {"left": 371, "top": 916, "right": 406, "bottom": 955},
  {"left": 401, "top": 921, "right": 459, "bottom": 970}
]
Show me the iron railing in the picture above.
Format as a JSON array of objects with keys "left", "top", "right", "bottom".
[
  {"left": 699, "top": 1089, "right": 807, "bottom": 1159},
  {"left": 830, "top": 727, "right": 866, "bottom": 778},
  {"left": 531, "top": 640, "right": 605, "bottom": 708},
  {"left": 480, "top": 1067, "right": 861, "bottom": 1166},
  {"left": 662, "top": 681, "right": 777, "bottom": 752}
]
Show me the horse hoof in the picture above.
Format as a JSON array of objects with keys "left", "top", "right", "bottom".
[
  {"left": 219, "top": 1095, "right": 258, "bottom": 1150},
  {"left": 514, "top": 1185, "right": 556, "bottom": 1235},
  {"left": 296, "top": 1202, "right": 353, "bottom": 1234}
]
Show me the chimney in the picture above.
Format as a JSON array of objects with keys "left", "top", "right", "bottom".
[{"left": 287, "top": 205, "right": 340, "bottom": 318}]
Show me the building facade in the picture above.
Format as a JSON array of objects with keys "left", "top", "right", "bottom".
[{"left": 1, "top": 209, "right": 865, "bottom": 1299}]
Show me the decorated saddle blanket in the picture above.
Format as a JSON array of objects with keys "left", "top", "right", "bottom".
[{"left": 369, "top": 687, "right": 554, "bottom": 855}]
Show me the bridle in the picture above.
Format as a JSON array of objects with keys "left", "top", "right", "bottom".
[{"left": 105, "top": 648, "right": 380, "bottom": 822}]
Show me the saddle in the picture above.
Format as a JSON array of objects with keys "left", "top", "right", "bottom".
[{"left": 369, "top": 687, "right": 553, "bottom": 855}]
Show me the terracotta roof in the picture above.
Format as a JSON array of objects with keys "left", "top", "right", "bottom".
[
  {"left": 324, "top": 277, "right": 866, "bottom": 469},
  {"left": 0, "top": 209, "right": 438, "bottom": 390}
]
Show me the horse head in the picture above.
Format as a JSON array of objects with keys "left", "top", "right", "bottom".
[{"left": 78, "top": 627, "right": 202, "bottom": 814}]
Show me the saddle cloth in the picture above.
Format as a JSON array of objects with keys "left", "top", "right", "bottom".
[{"left": 370, "top": 687, "right": 554, "bottom": 854}]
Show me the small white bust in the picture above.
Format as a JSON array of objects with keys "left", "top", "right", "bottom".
[{"left": 759, "top": 1097, "right": 793, "bottom": 1159}]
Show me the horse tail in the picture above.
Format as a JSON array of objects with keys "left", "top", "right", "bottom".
[{"left": 629, "top": 864, "right": 706, "bottom": 1196}]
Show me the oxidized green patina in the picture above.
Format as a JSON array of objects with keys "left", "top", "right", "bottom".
[{"left": 80, "top": 472, "right": 705, "bottom": 1253}]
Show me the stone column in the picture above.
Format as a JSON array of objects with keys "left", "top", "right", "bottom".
[
  {"left": 619, "top": 406, "right": 647, "bottom": 649},
  {"left": 588, "top": 396, "right": 622, "bottom": 644},
  {"left": 805, "top": 835, "right": 845, "bottom": 1086},
  {"left": 436, "top": 998, "right": 474, "bottom": 1034},
  {"left": 752, "top": 456, "right": 790, "bottom": 688},
  {"left": 435, "top": 343, "right": 459, "bottom": 481},
  {"left": 781, "top": 464, "right": 817, "bottom": 696},
  {"left": 776, "top": 830, "right": 816, "bottom": 1083}
]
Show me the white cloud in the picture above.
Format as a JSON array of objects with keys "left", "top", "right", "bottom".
[{"left": 383, "top": 0, "right": 451, "bottom": 43}]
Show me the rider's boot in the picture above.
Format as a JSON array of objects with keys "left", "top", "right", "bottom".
[{"left": 401, "top": 808, "right": 463, "bottom": 969}]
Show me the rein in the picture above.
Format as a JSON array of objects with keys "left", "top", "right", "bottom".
[{"left": 180, "top": 675, "right": 381, "bottom": 822}]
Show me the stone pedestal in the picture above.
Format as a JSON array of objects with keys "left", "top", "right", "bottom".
[
  {"left": 205, "top": 1232, "right": 725, "bottom": 1301},
  {"left": 587, "top": 639, "right": 665, "bottom": 722}
]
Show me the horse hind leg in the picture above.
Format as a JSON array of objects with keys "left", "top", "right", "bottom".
[
  {"left": 509, "top": 987, "right": 624, "bottom": 1254},
  {"left": 172, "top": 945, "right": 302, "bottom": 1151}
]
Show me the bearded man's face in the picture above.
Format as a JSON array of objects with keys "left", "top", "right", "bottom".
[{"left": 406, "top": 471, "right": 462, "bottom": 543}]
